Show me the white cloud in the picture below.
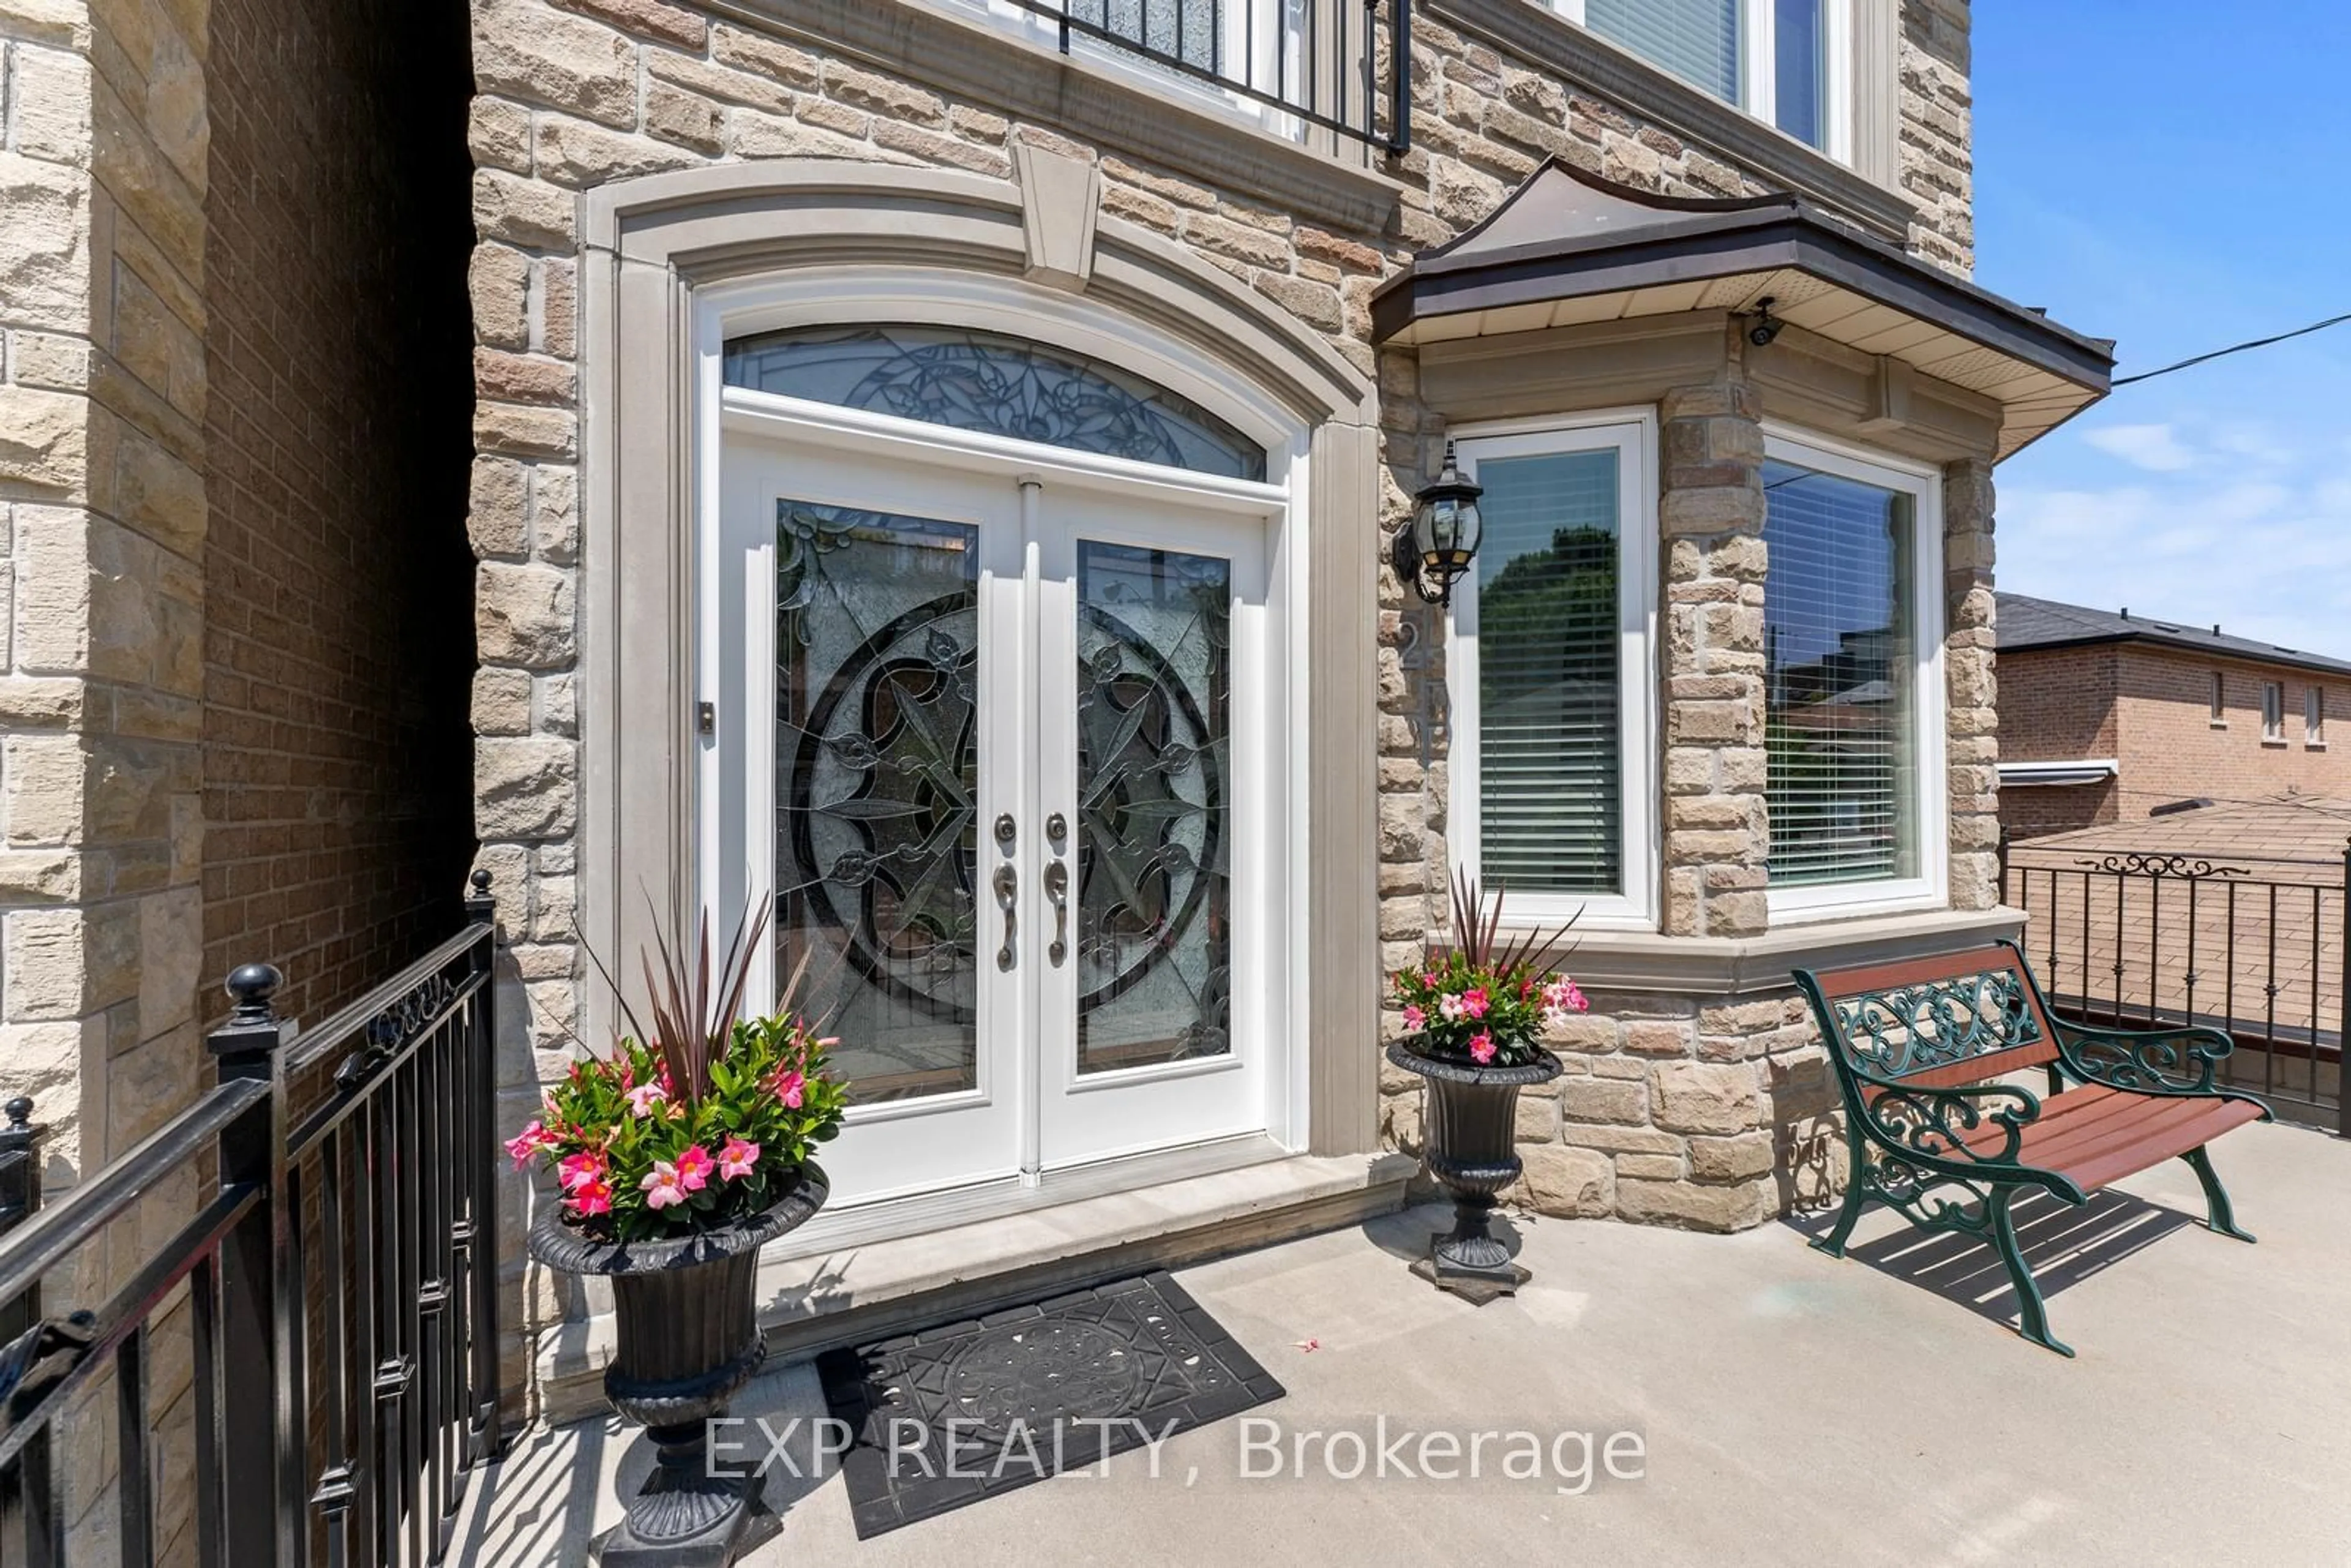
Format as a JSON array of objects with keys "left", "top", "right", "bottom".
[
  {"left": 2080, "top": 422, "right": 2199, "bottom": 472},
  {"left": 1998, "top": 434, "right": 2351, "bottom": 659}
]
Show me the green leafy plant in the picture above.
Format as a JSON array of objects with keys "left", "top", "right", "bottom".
[
  {"left": 1390, "top": 870, "right": 1585, "bottom": 1069},
  {"left": 506, "top": 903, "right": 849, "bottom": 1242}
]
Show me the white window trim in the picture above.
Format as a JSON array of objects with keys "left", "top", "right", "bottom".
[
  {"left": 1549, "top": 0, "right": 1854, "bottom": 163},
  {"left": 1761, "top": 424, "right": 1947, "bottom": 926},
  {"left": 1447, "top": 411, "right": 1660, "bottom": 932},
  {"left": 2261, "top": 681, "right": 2286, "bottom": 744},
  {"left": 2307, "top": 686, "right": 2325, "bottom": 748}
]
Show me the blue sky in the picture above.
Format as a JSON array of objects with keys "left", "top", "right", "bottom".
[{"left": 1973, "top": 2, "right": 2351, "bottom": 657}]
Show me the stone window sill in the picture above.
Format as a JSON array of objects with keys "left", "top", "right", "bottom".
[
  {"left": 1522, "top": 906, "right": 2023, "bottom": 999},
  {"left": 730, "top": 0, "right": 1407, "bottom": 233},
  {"left": 1423, "top": 0, "right": 1915, "bottom": 242}
]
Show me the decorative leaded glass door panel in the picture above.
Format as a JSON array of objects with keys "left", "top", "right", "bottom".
[
  {"left": 1030, "top": 486, "right": 1273, "bottom": 1170},
  {"left": 714, "top": 433, "right": 1029, "bottom": 1205},
  {"left": 716, "top": 392, "right": 1281, "bottom": 1210}
]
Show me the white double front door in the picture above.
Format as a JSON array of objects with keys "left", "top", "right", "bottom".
[{"left": 707, "top": 400, "right": 1285, "bottom": 1209}]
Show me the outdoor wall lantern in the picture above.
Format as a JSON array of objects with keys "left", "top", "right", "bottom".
[{"left": 1395, "top": 440, "right": 1484, "bottom": 606}]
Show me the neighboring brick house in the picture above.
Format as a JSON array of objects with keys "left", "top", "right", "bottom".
[
  {"left": 3, "top": 0, "right": 2117, "bottom": 1435},
  {"left": 1997, "top": 593, "right": 2351, "bottom": 841}
]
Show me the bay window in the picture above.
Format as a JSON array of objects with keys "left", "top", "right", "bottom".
[
  {"left": 1555, "top": 0, "right": 1851, "bottom": 157},
  {"left": 1761, "top": 432, "right": 1944, "bottom": 918},
  {"left": 1449, "top": 416, "right": 1657, "bottom": 929}
]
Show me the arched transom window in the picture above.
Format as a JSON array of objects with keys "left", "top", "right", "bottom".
[{"left": 721, "top": 323, "right": 1269, "bottom": 482}]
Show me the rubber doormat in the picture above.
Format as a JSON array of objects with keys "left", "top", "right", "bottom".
[{"left": 816, "top": 1272, "right": 1284, "bottom": 1537}]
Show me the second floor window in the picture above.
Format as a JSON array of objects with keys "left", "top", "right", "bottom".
[
  {"left": 2308, "top": 686, "right": 2325, "bottom": 746},
  {"left": 1564, "top": 0, "right": 1845, "bottom": 154},
  {"left": 2262, "top": 681, "right": 2285, "bottom": 741},
  {"left": 2210, "top": 670, "right": 2226, "bottom": 724}
]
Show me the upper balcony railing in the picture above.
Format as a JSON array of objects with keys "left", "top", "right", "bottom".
[{"left": 1004, "top": 0, "right": 1412, "bottom": 154}]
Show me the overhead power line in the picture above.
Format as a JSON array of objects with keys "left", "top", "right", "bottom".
[{"left": 2112, "top": 310, "right": 2351, "bottom": 386}]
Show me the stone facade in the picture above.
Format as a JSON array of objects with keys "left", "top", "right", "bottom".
[{"left": 459, "top": 0, "right": 2000, "bottom": 1272}]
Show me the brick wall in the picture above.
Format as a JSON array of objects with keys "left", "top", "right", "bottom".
[
  {"left": 2119, "top": 647, "right": 2348, "bottom": 811},
  {"left": 2000, "top": 642, "right": 2351, "bottom": 842},
  {"left": 202, "top": 0, "right": 478, "bottom": 1025},
  {"left": 1997, "top": 642, "right": 2120, "bottom": 838}
]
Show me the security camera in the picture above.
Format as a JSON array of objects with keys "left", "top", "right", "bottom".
[{"left": 1747, "top": 297, "right": 1783, "bottom": 347}]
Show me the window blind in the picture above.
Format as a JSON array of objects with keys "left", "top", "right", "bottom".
[
  {"left": 1763, "top": 460, "right": 1916, "bottom": 887},
  {"left": 1587, "top": 0, "right": 1741, "bottom": 104},
  {"left": 1474, "top": 451, "right": 1622, "bottom": 895}
]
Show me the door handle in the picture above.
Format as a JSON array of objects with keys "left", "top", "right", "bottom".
[
  {"left": 993, "top": 863, "right": 1018, "bottom": 970},
  {"left": 1043, "top": 859, "right": 1070, "bottom": 966}
]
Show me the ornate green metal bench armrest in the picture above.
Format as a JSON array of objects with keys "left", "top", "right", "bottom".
[
  {"left": 1834, "top": 1063, "right": 2056, "bottom": 1180},
  {"left": 2053, "top": 1021, "right": 2234, "bottom": 1096}
]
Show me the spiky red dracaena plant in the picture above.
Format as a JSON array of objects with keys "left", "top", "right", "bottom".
[
  {"left": 583, "top": 898, "right": 773, "bottom": 1109},
  {"left": 1447, "top": 866, "right": 1577, "bottom": 977}
]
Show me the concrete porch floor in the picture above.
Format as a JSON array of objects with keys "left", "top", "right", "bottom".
[{"left": 452, "top": 1119, "right": 2351, "bottom": 1566}]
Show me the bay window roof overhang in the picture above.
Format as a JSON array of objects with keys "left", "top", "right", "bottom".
[{"left": 1371, "top": 160, "right": 2116, "bottom": 460}]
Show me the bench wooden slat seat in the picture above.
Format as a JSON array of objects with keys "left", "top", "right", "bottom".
[{"left": 1795, "top": 940, "right": 2271, "bottom": 1356}]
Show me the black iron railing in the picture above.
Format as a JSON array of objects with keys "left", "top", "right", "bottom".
[
  {"left": 0, "top": 875, "right": 503, "bottom": 1566},
  {"left": 1010, "top": 0, "right": 1411, "bottom": 153},
  {"left": 2002, "top": 839, "right": 2350, "bottom": 1136}
]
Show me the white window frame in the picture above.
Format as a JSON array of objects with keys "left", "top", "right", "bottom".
[
  {"left": 2262, "top": 681, "right": 2285, "bottom": 743},
  {"left": 1549, "top": 0, "right": 1854, "bottom": 163},
  {"left": 1447, "top": 411, "right": 1660, "bottom": 932},
  {"left": 1760, "top": 425, "right": 1946, "bottom": 925},
  {"left": 2209, "top": 670, "right": 2227, "bottom": 728},
  {"left": 2307, "top": 685, "right": 2325, "bottom": 748}
]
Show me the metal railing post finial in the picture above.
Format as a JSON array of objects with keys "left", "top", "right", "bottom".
[
  {"left": 0, "top": 1095, "right": 45, "bottom": 1259},
  {"left": 465, "top": 866, "right": 496, "bottom": 928},
  {"left": 214, "top": 964, "right": 291, "bottom": 1063}
]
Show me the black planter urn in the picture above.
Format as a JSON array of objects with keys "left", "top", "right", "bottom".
[
  {"left": 1386, "top": 1043, "right": 1563, "bottom": 1304},
  {"left": 530, "top": 1168, "right": 828, "bottom": 1566}
]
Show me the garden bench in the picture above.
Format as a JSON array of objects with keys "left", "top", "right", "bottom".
[{"left": 1793, "top": 940, "right": 2270, "bottom": 1356}]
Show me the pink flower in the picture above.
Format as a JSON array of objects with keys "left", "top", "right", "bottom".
[
  {"left": 504, "top": 1120, "right": 556, "bottom": 1169},
  {"left": 557, "top": 1150, "right": 607, "bottom": 1193},
  {"left": 625, "top": 1081, "right": 668, "bottom": 1118},
  {"left": 640, "top": 1161, "right": 688, "bottom": 1209},
  {"left": 569, "top": 1178, "right": 613, "bottom": 1217},
  {"left": 718, "top": 1137, "right": 760, "bottom": 1180},
  {"left": 1422, "top": 972, "right": 1439, "bottom": 986},
  {"left": 1462, "top": 988, "right": 1491, "bottom": 1021},
  {"left": 1401, "top": 1003, "right": 1427, "bottom": 1031},
  {"left": 1541, "top": 978, "right": 1589, "bottom": 1015},
  {"left": 673, "top": 1144, "right": 716, "bottom": 1193},
  {"left": 1438, "top": 994, "right": 1466, "bottom": 1023},
  {"left": 1468, "top": 1032, "right": 1496, "bottom": 1065},
  {"left": 771, "top": 1068, "right": 806, "bottom": 1109}
]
